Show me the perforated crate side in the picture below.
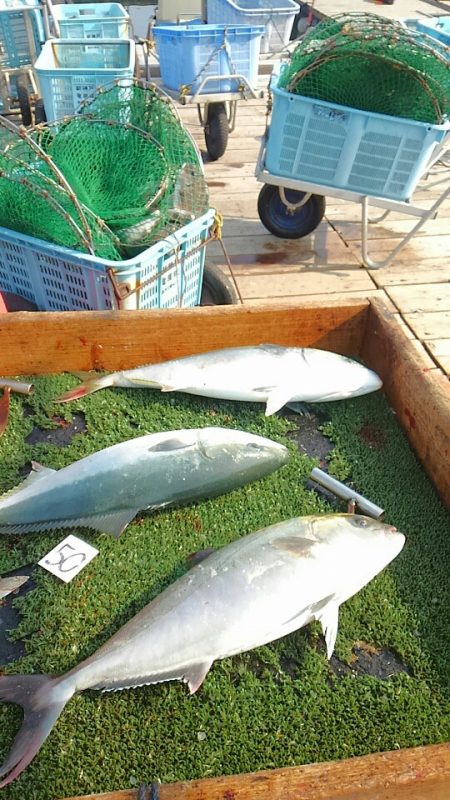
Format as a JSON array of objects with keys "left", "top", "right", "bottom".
[
  {"left": 0, "top": 210, "right": 215, "bottom": 311},
  {"left": 265, "top": 81, "right": 450, "bottom": 202}
]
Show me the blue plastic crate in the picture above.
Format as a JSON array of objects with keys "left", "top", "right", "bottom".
[
  {"left": 206, "top": 0, "right": 297, "bottom": 53},
  {"left": 405, "top": 16, "right": 450, "bottom": 47},
  {"left": 0, "top": 0, "right": 44, "bottom": 68},
  {"left": 264, "top": 70, "right": 450, "bottom": 202},
  {"left": 0, "top": 209, "right": 215, "bottom": 311},
  {"left": 52, "top": 3, "right": 130, "bottom": 40},
  {"left": 153, "top": 23, "right": 263, "bottom": 94},
  {"left": 34, "top": 38, "right": 135, "bottom": 121}
]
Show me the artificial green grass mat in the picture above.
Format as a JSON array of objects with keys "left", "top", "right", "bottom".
[{"left": 0, "top": 379, "right": 449, "bottom": 800}]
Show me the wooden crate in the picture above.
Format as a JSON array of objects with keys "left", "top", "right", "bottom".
[
  {"left": 0, "top": 296, "right": 448, "bottom": 508},
  {"left": 0, "top": 296, "right": 449, "bottom": 799}
]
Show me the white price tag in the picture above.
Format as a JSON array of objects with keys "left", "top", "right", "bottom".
[{"left": 39, "top": 534, "right": 99, "bottom": 583}]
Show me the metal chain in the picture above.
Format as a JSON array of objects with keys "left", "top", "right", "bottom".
[{"left": 179, "top": 29, "right": 246, "bottom": 98}]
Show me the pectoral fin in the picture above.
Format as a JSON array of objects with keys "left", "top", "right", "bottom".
[
  {"left": 314, "top": 599, "right": 340, "bottom": 659},
  {"left": 270, "top": 536, "right": 317, "bottom": 558},
  {"left": 0, "top": 464, "right": 57, "bottom": 501},
  {"left": 265, "top": 388, "right": 295, "bottom": 417},
  {"left": 185, "top": 660, "right": 213, "bottom": 694}
]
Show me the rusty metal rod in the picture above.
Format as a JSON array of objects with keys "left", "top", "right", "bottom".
[
  {"left": 310, "top": 467, "right": 385, "bottom": 520},
  {"left": 0, "top": 379, "right": 34, "bottom": 395}
]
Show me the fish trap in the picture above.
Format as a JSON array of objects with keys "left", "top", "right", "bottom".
[{"left": 278, "top": 12, "right": 450, "bottom": 124}]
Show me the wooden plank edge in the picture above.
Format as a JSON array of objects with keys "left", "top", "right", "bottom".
[
  {"left": 0, "top": 300, "right": 370, "bottom": 375},
  {"left": 60, "top": 742, "right": 450, "bottom": 800},
  {"left": 361, "top": 298, "right": 450, "bottom": 510}
]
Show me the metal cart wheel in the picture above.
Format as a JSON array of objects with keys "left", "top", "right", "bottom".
[
  {"left": 16, "top": 75, "right": 32, "bottom": 126},
  {"left": 204, "top": 102, "right": 229, "bottom": 161},
  {"left": 257, "top": 184, "right": 326, "bottom": 239}
]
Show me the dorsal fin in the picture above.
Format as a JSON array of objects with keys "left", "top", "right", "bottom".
[{"left": 0, "top": 464, "right": 57, "bottom": 501}]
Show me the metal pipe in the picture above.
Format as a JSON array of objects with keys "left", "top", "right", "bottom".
[
  {"left": 0, "top": 379, "right": 34, "bottom": 395},
  {"left": 310, "top": 467, "right": 385, "bottom": 520}
]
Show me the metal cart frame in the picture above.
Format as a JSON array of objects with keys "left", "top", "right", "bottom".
[
  {"left": 139, "top": 26, "right": 264, "bottom": 160},
  {"left": 255, "top": 132, "right": 450, "bottom": 269},
  {"left": 0, "top": 0, "right": 54, "bottom": 124}
]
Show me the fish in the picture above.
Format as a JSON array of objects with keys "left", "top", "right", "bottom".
[
  {"left": 0, "top": 513, "right": 405, "bottom": 786},
  {"left": 0, "top": 575, "right": 29, "bottom": 600},
  {"left": 55, "top": 344, "right": 383, "bottom": 415},
  {"left": 0, "top": 427, "right": 288, "bottom": 537}
]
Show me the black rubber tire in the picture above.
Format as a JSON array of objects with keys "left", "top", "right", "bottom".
[
  {"left": 200, "top": 263, "right": 238, "bottom": 306},
  {"left": 33, "top": 98, "right": 46, "bottom": 124},
  {"left": 204, "top": 102, "right": 229, "bottom": 161},
  {"left": 257, "top": 184, "right": 326, "bottom": 239},
  {"left": 16, "top": 77, "right": 32, "bottom": 126}
]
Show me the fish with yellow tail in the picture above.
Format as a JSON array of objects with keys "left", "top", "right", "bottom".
[
  {"left": 55, "top": 344, "right": 382, "bottom": 415},
  {"left": 0, "top": 513, "right": 405, "bottom": 786}
]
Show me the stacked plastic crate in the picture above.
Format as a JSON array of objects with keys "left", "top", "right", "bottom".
[
  {"left": 33, "top": 3, "right": 134, "bottom": 121},
  {"left": 0, "top": 7, "right": 216, "bottom": 312},
  {"left": 152, "top": 0, "right": 297, "bottom": 102}
]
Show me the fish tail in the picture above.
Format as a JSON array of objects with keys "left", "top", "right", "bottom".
[
  {"left": 55, "top": 373, "right": 114, "bottom": 403},
  {"left": 0, "top": 673, "right": 74, "bottom": 787}
]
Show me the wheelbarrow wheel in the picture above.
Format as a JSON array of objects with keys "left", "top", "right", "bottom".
[
  {"left": 257, "top": 184, "right": 326, "bottom": 239},
  {"left": 200, "top": 263, "right": 238, "bottom": 306},
  {"left": 204, "top": 102, "right": 228, "bottom": 161},
  {"left": 16, "top": 76, "right": 32, "bottom": 126}
]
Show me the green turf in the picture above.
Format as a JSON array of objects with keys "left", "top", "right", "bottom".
[{"left": 0, "top": 379, "right": 449, "bottom": 800}]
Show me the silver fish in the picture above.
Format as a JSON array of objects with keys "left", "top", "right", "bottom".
[
  {"left": 55, "top": 344, "right": 382, "bottom": 415},
  {"left": 0, "top": 427, "right": 288, "bottom": 537},
  {"left": 0, "top": 513, "right": 405, "bottom": 786},
  {"left": 0, "top": 575, "right": 29, "bottom": 600}
]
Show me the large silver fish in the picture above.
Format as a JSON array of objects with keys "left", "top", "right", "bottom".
[
  {"left": 55, "top": 344, "right": 382, "bottom": 415},
  {"left": 0, "top": 513, "right": 405, "bottom": 786},
  {"left": 0, "top": 427, "right": 288, "bottom": 537}
]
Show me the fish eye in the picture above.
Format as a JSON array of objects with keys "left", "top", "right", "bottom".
[
  {"left": 353, "top": 516, "right": 369, "bottom": 528},
  {"left": 247, "top": 442, "right": 261, "bottom": 451}
]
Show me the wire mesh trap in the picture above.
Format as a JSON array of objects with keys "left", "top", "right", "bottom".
[
  {"left": 0, "top": 80, "right": 209, "bottom": 259},
  {"left": 279, "top": 12, "right": 450, "bottom": 123}
]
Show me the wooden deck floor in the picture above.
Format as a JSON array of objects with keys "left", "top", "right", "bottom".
[{"left": 178, "top": 97, "right": 450, "bottom": 378}]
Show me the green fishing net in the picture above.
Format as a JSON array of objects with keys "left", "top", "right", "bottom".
[
  {"left": 77, "top": 82, "right": 209, "bottom": 250},
  {"left": 0, "top": 133, "right": 122, "bottom": 259},
  {"left": 279, "top": 13, "right": 450, "bottom": 124},
  {"left": 0, "top": 81, "right": 209, "bottom": 259}
]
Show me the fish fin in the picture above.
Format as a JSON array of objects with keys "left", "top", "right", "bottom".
[
  {"left": 270, "top": 536, "right": 317, "bottom": 558},
  {"left": 185, "top": 661, "right": 213, "bottom": 694},
  {"left": 30, "top": 461, "right": 57, "bottom": 477},
  {"left": 159, "top": 383, "right": 186, "bottom": 393},
  {"left": 265, "top": 389, "right": 294, "bottom": 417},
  {"left": 147, "top": 437, "right": 195, "bottom": 453},
  {"left": 0, "top": 388, "right": 10, "bottom": 437},
  {"left": 0, "top": 673, "right": 74, "bottom": 787},
  {"left": 285, "top": 402, "right": 313, "bottom": 417},
  {"left": 0, "top": 575, "right": 29, "bottom": 600},
  {"left": 315, "top": 599, "right": 340, "bottom": 660},
  {"left": 0, "top": 509, "right": 139, "bottom": 537},
  {"left": 0, "top": 465, "right": 57, "bottom": 501},
  {"left": 80, "top": 509, "right": 140, "bottom": 538},
  {"left": 55, "top": 373, "right": 114, "bottom": 403},
  {"left": 186, "top": 548, "right": 216, "bottom": 569}
]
